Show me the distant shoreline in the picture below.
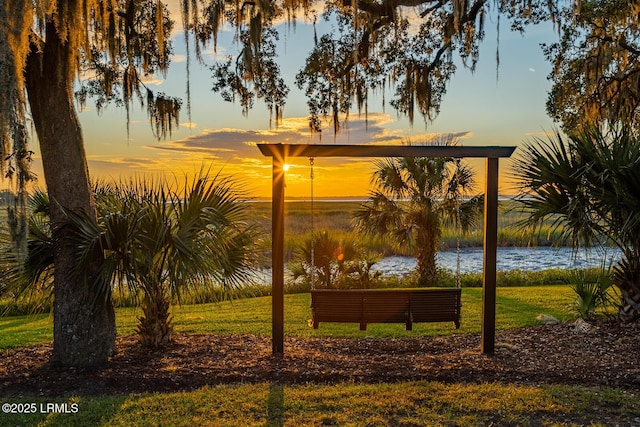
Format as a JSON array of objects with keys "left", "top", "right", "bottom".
[
  {"left": 245, "top": 196, "right": 518, "bottom": 203},
  {"left": 245, "top": 197, "right": 367, "bottom": 202}
]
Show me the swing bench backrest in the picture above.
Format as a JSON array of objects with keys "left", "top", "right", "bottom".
[{"left": 311, "top": 288, "right": 461, "bottom": 331}]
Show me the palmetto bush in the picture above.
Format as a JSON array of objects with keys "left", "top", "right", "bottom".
[
  {"left": 514, "top": 124, "right": 640, "bottom": 322},
  {"left": 289, "top": 231, "right": 382, "bottom": 290},
  {"left": 2, "top": 171, "right": 261, "bottom": 347},
  {"left": 0, "top": 191, "right": 54, "bottom": 315},
  {"left": 569, "top": 265, "right": 616, "bottom": 320}
]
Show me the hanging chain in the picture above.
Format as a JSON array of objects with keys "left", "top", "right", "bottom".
[
  {"left": 454, "top": 158, "right": 462, "bottom": 289},
  {"left": 309, "top": 157, "right": 316, "bottom": 290}
]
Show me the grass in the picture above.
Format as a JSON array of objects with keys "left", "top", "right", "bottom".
[
  {"left": 0, "top": 382, "right": 638, "bottom": 426},
  {"left": 0, "top": 286, "right": 576, "bottom": 349},
  {"left": 6, "top": 198, "right": 558, "bottom": 258},
  {"left": 2, "top": 201, "right": 634, "bottom": 425},
  {"left": 0, "top": 266, "right": 595, "bottom": 316}
]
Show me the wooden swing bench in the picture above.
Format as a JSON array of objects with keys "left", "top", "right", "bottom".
[{"left": 311, "top": 288, "right": 461, "bottom": 331}]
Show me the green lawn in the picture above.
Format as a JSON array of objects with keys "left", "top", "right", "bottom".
[{"left": 0, "top": 286, "right": 575, "bottom": 349}]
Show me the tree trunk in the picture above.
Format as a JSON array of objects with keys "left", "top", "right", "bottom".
[
  {"left": 619, "top": 284, "right": 640, "bottom": 322},
  {"left": 416, "top": 216, "right": 440, "bottom": 286},
  {"left": 617, "top": 252, "right": 640, "bottom": 323},
  {"left": 137, "top": 283, "right": 173, "bottom": 348},
  {"left": 607, "top": 248, "right": 640, "bottom": 323},
  {"left": 416, "top": 243, "right": 438, "bottom": 286},
  {"left": 25, "top": 22, "right": 115, "bottom": 366}
]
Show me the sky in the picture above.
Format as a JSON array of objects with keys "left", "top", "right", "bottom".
[{"left": 29, "top": 6, "right": 559, "bottom": 199}]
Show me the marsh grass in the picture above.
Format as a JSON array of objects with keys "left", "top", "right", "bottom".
[
  {"left": 249, "top": 200, "right": 566, "bottom": 261},
  {"left": 1, "top": 199, "right": 573, "bottom": 316}
]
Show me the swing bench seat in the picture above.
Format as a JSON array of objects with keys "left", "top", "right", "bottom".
[{"left": 311, "top": 288, "right": 461, "bottom": 331}]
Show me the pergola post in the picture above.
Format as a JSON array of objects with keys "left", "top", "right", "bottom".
[
  {"left": 271, "top": 145, "right": 286, "bottom": 355},
  {"left": 482, "top": 157, "right": 499, "bottom": 354}
]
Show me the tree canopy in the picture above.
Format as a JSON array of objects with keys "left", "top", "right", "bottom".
[
  {"left": 190, "top": 0, "right": 640, "bottom": 135},
  {"left": 7, "top": 0, "right": 638, "bottom": 171},
  {"left": 544, "top": 0, "right": 640, "bottom": 131}
]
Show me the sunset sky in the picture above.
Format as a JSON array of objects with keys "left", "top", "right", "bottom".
[{"left": 32, "top": 8, "right": 558, "bottom": 199}]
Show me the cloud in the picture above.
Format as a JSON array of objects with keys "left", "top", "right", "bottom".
[
  {"left": 84, "top": 112, "right": 474, "bottom": 186},
  {"left": 151, "top": 113, "right": 472, "bottom": 159},
  {"left": 402, "top": 131, "right": 473, "bottom": 145},
  {"left": 86, "top": 157, "right": 169, "bottom": 179},
  {"left": 140, "top": 76, "right": 164, "bottom": 86},
  {"left": 129, "top": 113, "right": 475, "bottom": 197}
]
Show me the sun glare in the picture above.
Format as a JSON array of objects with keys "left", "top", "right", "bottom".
[{"left": 283, "top": 164, "right": 291, "bottom": 172}]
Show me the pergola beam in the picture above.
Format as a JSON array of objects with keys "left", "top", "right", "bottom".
[
  {"left": 258, "top": 143, "right": 516, "bottom": 159},
  {"left": 258, "top": 143, "right": 516, "bottom": 357}
]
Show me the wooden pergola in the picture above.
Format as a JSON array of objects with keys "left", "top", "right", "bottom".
[{"left": 257, "top": 143, "right": 517, "bottom": 356}]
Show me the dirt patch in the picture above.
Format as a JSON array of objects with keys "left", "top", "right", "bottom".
[{"left": 1, "top": 320, "right": 639, "bottom": 397}]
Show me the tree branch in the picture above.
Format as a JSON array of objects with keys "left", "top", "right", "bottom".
[{"left": 588, "top": 33, "right": 640, "bottom": 56}]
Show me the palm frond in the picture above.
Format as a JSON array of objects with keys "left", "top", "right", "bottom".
[
  {"left": 353, "top": 191, "right": 405, "bottom": 238},
  {"left": 28, "top": 189, "right": 49, "bottom": 216},
  {"left": 0, "top": 217, "right": 54, "bottom": 314},
  {"left": 513, "top": 131, "right": 603, "bottom": 248}
]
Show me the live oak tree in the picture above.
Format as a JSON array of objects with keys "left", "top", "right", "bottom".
[
  {"left": 518, "top": 0, "right": 640, "bottom": 322},
  {"left": 544, "top": 0, "right": 640, "bottom": 131},
  {"left": 1, "top": 1, "right": 178, "bottom": 366},
  {"left": 2, "top": 0, "right": 638, "bottom": 367},
  {"left": 0, "top": 0, "right": 282, "bottom": 367}
]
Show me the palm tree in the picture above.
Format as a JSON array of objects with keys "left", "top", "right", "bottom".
[
  {"left": 513, "top": 124, "right": 640, "bottom": 322},
  {"left": 353, "top": 141, "right": 481, "bottom": 286},
  {"left": 4, "top": 171, "right": 261, "bottom": 347}
]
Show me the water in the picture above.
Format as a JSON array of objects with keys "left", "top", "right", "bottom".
[
  {"left": 371, "top": 246, "right": 623, "bottom": 277},
  {"left": 253, "top": 246, "right": 623, "bottom": 285}
]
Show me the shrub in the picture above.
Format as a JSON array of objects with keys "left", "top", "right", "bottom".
[
  {"left": 569, "top": 266, "right": 616, "bottom": 320},
  {"left": 289, "top": 231, "right": 384, "bottom": 290}
]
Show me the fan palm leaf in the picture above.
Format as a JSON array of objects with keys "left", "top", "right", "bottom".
[{"left": 514, "top": 124, "right": 640, "bottom": 322}]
